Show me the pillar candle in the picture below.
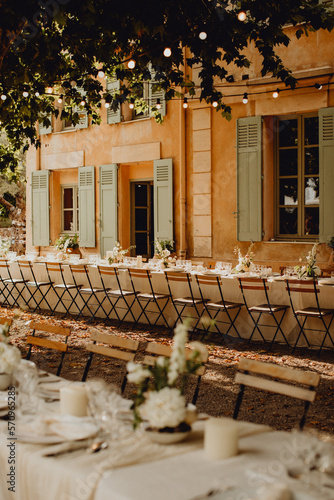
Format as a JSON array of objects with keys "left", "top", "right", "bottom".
[
  {"left": 106, "top": 251, "right": 113, "bottom": 261},
  {"left": 136, "top": 255, "right": 143, "bottom": 268},
  {"left": 204, "top": 417, "right": 238, "bottom": 460},
  {"left": 60, "top": 384, "right": 88, "bottom": 417}
]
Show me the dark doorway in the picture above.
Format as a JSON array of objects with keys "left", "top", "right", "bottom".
[{"left": 131, "top": 181, "right": 154, "bottom": 258}]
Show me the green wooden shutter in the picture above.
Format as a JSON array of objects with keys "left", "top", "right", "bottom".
[
  {"left": 78, "top": 166, "right": 95, "bottom": 247},
  {"left": 106, "top": 79, "right": 121, "bottom": 124},
  {"left": 236, "top": 116, "right": 262, "bottom": 241},
  {"left": 154, "top": 159, "right": 173, "bottom": 241},
  {"left": 99, "top": 164, "right": 118, "bottom": 257},
  {"left": 39, "top": 114, "right": 52, "bottom": 135},
  {"left": 319, "top": 107, "right": 334, "bottom": 242},
  {"left": 149, "top": 72, "right": 166, "bottom": 117},
  {"left": 31, "top": 171, "right": 50, "bottom": 246},
  {"left": 75, "top": 87, "right": 88, "bottom": 129}
]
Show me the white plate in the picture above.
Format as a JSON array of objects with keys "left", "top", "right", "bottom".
[
  {"left": 16, "top": 418, "right": 98, "bottom": 444},
  {"left": 39, "top": 380, "right": 69, "bottom": 393}
]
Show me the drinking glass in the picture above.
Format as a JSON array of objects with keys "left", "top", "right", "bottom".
[
  {"left": 12, "top": 360, "right": 40, "bottom": 416},
  {"left": 215, "top": 261, "right": 222, "bottom": 273}
]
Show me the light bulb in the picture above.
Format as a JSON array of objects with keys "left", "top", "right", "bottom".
[
  {"left": 22, "top": 91, "right": 29, "bottom": 98},
  {"left": 46, "top": 86, "right": 53, "bottom": 94},
  {"left": 35, "top": 91, "right": 40, "bottom": 97},
  {"left": 315, "top": 83, "right": 322, "bottom": 90},
  {"left": 98, "top": 70, "right": 105, "bottom": 78},
  {"left": 163, "top": 47, "right": 172, "bottom": 57},
  {"left": 212, "top": 101, "right": 218, "bottom": 108},
  {"left": 80, "top": 99, "right": 86, "bottom": 106},
  {"left": 127, "top": 59, "right": 136, "bottom": 69},
  {"left": 105, "top": 102, "right": 110, "bottom": 108},
  {"left": 199, "top": 31, "right": 207, "bottom": 40},
  {"left": 129, "top": 98, "right": 134, "bottom": 109},
  {"left": 238, "top": 11, "right": 247, "bottom": 21},
  {"left": 183, "top": 97, "right": 188, "bottom": 109},
  {"left": 273, "top": 89, "right": 280, "bottom": 98},
  {"left": 242, "top": 93, "right": 248, "bottom": 104},
  {"left": 58, "top": 95, "right": 63, "bottom": 104},
  {"left": 1, "top": 94, "right": 7, "bottom": 100},
  {"left": 156, "top": 98, "right": 162, "bottom": 109}
]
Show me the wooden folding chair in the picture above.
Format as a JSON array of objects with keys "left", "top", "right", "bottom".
[
  {"left": 286, "top": 278, "right": 334, "bottom": 354},
  {"left": 45, "top": 262, "right": 83, "bottom": 317},
  {"left": 81, "top": 330, "right": 140, "bottom": 393},
  {"left": 17, "top": 260, "right": 54, "bottom": 313},
  {"left": 25, "top": 321, "right": 71, "bottom": 376},
  {"left": 0, "top": 317, "right": 13, "bottom": 328},
  {"left": 233, "top": 357, "right": 320, "bottom": 429},
  {"left": 144, "top": 341, "right": 208, "bottom": 405},
  {"left": 127, "top": 268, "right": 171, "bottom": 329},
  {"left": 0, "top": 259, "right": 28, "bottom": 308},
  {"left": 238, "top": 276, "right": 289, "bottom": 348},
  {"left": 195, "top": 273, "right": 243, "bottom": 341}
]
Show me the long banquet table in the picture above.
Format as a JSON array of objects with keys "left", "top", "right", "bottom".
[
  {"left": 0, "top": 377, "right": 333, "bottom": 500},
  {"left": 2, "top": 259, "right": 334, "bottom": 348}
]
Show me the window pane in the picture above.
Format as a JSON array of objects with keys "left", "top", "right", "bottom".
[
  {"left": 63, "top": 188, "right": 73, "bottom": 209},
  {"left": 305, "top": 177, "right": 319, "bottom": 205},
  {"left": 135, "top": 233, "right": 148, "bottom": 255},
  {"left": 304, "top": 147, "right": 319, "bottom": 175},
  {"left": 304, "top": 117, "right": 319, "bottom": 145},
  {"left": 64, "top": 211, "right": 74, "bottom": 231},
  {"left": 279, "top": 119, "right": 298, "bottom": 147},
  {"left": 135, "top": 184, "right": 148, "bottom": 207},
  {"left": 305, "top": 207, "right": 319, "bottom": 235},
  {"left": 279, "top": 149, "right": 298, "bottom": 176},
  {"left": 279, "top": 179, "right": 298, "bottom": 206},
  {"left": 135, "top": 209, "right": 148, "bottom": 230},
  {"left": 279, "top": 207, "right": 298, "bottom": 234}
]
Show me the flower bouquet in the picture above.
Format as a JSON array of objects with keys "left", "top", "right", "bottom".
[
  {"left": 107, "top": 242, "right": 135, "bottom": 264},
  {"left": 0, "top": 237, "right": 11, "bottom": 258},
  {"left": 127, "top": 323, "right": 207, "bottom": 434},
  {"left": 55, "top": 233, "right": 79, "bottom": 251},
  {"left": 294, "top": 243, "right": 321, "bottom": 278},
  {"left": 0, "top": 323, "right": 21, "bottom": 389},
  {"left": 232, "top": 244, "right": 254, "bottom": 273},
  {"left": 153, "top": 240, "right": 176, "bottom": 268}
]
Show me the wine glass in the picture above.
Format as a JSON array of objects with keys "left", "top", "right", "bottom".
[{"left": 12, "top": 360, "right": 41, "bottom": 417}]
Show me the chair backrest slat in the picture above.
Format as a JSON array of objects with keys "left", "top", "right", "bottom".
[
  {"left": 196, "top": 274, "right": 222, "bottom": 286},
  {"left": 90, "top": 330, "right": 139, "bottom": 351},
  {"left": 0, "top": 317, "right": 13, "bottom": 327},
  {"left": 30, "top": 321, "right": 71, "bottom": 337},
  {"left": 26, "top": 335, "right": 68, "bottom": 352},
  {"left": 165, "top": 271, "right": 189, "bottom": 282},
  {"left": 86, "top": 343, "right": 136, "bottom": 362},
  {"left": 146, "top": 341, "right": 208, "bottom": 363}
]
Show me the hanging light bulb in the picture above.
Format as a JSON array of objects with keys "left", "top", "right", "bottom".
[
  {"left": 80, "top": 98, "right": 86, "bottom": 106},
  {"left": 46, "top": 86, "right": 53, "bottom": 94},
  {"left": 1, "top": 94, "right": 7, "bottom": 101},
  {"left": 127, "top": 59, "right": 136, "bottom": 69},
  {"left": 212, "top": 101, "right": 218, "bottom": 108},
  {"left": 183, "top": 97, "right": 188, "bottom": 109},
  {"left": 58, "top": 95, "right": 63, "bottom": 104},
  {"left": 156, "top": 98, "right": 162, "bottom": 110},
  {"left": 22, "top": 90, "right": 29, "bottom": 98},
  {"left": 129, "top": 98, "right": 135, "bottom": 110},
  {"left": 98, "top": 70, "right": 105, "bottom": 78},
  {"left": 35, "top": 91, "right": 40, "bottom": 97},
  {"left": 238, "top": 11, "right": 247, "bottom": 21},
  {"left": 199, "top": 31, "right": 207, "bottom": 40},
  {"left": 272, "top": 88, "right": 280, "bottom": 98},
  {"left": 105, "top": 102, "right": 110, "bottom": 108},
  {"left": 242, "top": 92, "right": 248, "bottom": 104},
  {"left": 314, "top": 83, "right": 322, "bottom": 90},
  {"left": 163, "top": 47, "right": 172, "bottom": 57}
]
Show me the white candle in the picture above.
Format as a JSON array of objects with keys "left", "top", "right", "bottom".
[
  {"left": 106, "top": 251, "right": 113, "bottom": 261},
  {"left": 60, "top": 384, "right": 88, "bottom": 417},
  {"left": 136, "top": 255, "right": 143, "bottom": 268},
  {"left": 204, "top": 417, "right": 238, "bottom": 460}
]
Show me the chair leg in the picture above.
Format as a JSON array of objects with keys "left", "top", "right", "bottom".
[
  {"left": 233, "top": 384, "right": 245, "bottom": 420},
  {"left": 82, "top": 352, "right": 94, "bottom": 381}
]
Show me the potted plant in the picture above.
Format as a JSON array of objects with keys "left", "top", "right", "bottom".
[{"left": 54, "top": 234, "right": 82, "bottom": 258}]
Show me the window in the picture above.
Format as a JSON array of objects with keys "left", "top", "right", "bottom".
[
  {"left": 276, "top": 114, "right": 319, "bottom": 239},
  {"left": 132, "top": 81, "right": 150, "bottom": 120},
  {"left": 61, "top": 185, "right": 79, "bottom": 233}
]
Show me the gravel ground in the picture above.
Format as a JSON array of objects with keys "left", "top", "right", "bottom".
[{"left": 4, "top": 306, "right": 334, "bottom": 438}]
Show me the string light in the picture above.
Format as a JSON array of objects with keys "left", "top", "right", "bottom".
[
  {"left": 46, "top": 86, "right": 53, "bottom": 94},
  {"left": 98, "top": 70, "right": 105, "bottom": 78},
  {"left": 272, "top": 88, "right": 280, "bottom": 98},
  {"left": 183, "top": 97, "right": 188, "bottom": 109},
  {"left": 104, "top": 102, "right": 110, "bottom": 108},
  {"left": 163, "top": 47, "right": 172, "bottom": 57},
  {"left": 156, "top": 98, "right": 162, "bottom": 109},
  {"left": 315, "top": 83, "right": 322, "bottom": 90},
  {"left": 242, "top": 93, "right": 248, "bottom": 104},
  {"left": 1, "top": 94, "right": 7, "bottom": 101},
  {"left": 238, "top": 11, "right": 247, "bottom": 21},
  {"left": 127, "top": 59, "right": 136, "bottom": 69},
  {"left": 22, "top": 90, "right": 29, "bottom": 98},
  {"left": 58, "top": 95, "right": 63, "bottom": 104},
  {"left": 80, "top": 98, "right": 86, "bottom": 106},
  {"left": 212, "top": 101, "right": 218, "bottom": 108},
  {"left": 199, "top": 31, "right": 207, "bottom": 40},
  {"left": 129, "top": 98, "right": 135, "bottom": 109},
  {"left": 35, "top": 91, "right": 40, "bottom": 97}
]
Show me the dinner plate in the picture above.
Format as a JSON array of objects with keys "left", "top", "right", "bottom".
[{"left": 16, "top": 417, "right": 98, "bottom": 444}]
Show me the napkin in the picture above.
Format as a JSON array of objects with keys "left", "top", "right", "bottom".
[{"left": 18, "top": 414, "right": 98, "bottom": 441}]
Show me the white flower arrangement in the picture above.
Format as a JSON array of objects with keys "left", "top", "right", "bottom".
[
  {"left": 127, "top": 322, "right": 207, "bottom": 429},
  {"left": 107, "top": 241, "right": 135, "bottom": 264},
  {"left": 0, "top": 237, "right": 11, "bottom": 258},
  {"left": 0, "top": 324, "right": 21, "bottom": 374},
  {"left": 294, "top": 243, "right": 321, "bottom": 278},
  {"left": 233, "top": 244, "right": 254, "bottom": 273}
]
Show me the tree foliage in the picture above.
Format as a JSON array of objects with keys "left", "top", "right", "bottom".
[{"left": 0, "top": 0, "right": 333, "bottom": 171}]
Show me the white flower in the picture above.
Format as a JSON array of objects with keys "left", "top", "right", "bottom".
[
  {"left": 161, "top": 249, "right": 170, "bottom": 259},
  {"left": 168, "top": 324, "right": 187, "bottom": 385},
  {"left": 139, "top": 387, "right": 186, "bottom": 428},
  {"left": 314, "top": 266, "right": 321, "bottom": 276},
  {"left": 0, "top": 343, "right": 21, "bottom": 374},
  {"left": 189, "top": 341, "right": 208, "bottom": 360},
  {"left": 0, "top": 324, "right": 10, "bottom": 344},
  {"left": 126, "top": 361, "right": 151, "bottom": 384}
]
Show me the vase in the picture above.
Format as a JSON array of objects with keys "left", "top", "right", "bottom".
[{"left": 0, "top": 373, "right": 12, "bottom": 391}]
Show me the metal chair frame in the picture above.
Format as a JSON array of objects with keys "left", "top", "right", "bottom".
[
  {"left": 96, "top": 265, "right": 138, "bottom": 326},
  {"left": 67, "top": 264, "right": 109, "bottom": 321},
  {"left": 0, "top": 259, "right": 28, "bottom": 308},
  {"left": 195, "top": 273, "right": 243, "bottom": 341},
  {"left": 164, "top": 271, "right": 208, "bottom": 333},
  {"left": 16, "top": 260, "right": 54, "bottom": 313},
  {"left": 45, "top": 262, "right": 83, "bottom": 317},
  {"left": 233, "top": 357, "right": 320, "bottom": 429},
  {"left": 285, "top": 278, "right": 334, "bottom": 354},
  {"left": 127, "top": 268, "right": 171, "bottom": 329},
  {"left": 238, "top": 276, "right": 289, "bottom": 348}
]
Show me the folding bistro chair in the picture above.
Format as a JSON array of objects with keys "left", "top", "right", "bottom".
[
  {"left": 233, "top": 357, "right": 320, "bottom": 429},
  {"left": 25, "top": 321, "right": 71, "bottom": 376},
  {"left": 143, "top": 341, "right": 208, "bottom": 405},
  {"left": 16, "top": 260, "right": 54, "bottom": 313},
  {"left": 164, "top": 271, "right": 208, "bottom": 333},
  {"left": 0, "top": 316, "right": 13, "bottom": 329},
  {"left": 127, "top": 268, "right": 171, "bottom": 329},
  {"left": 195, "top": 273, "right": 243, "bottom": 341},
  {"left": 96, "top": 265, "right": 138, "bottom": 326},
  {"left": 45, "top": 262, "right": 83, "bottom": 317},
  {"left": 67, "top": 264, "right": 109, "bottom": 321},
  {"left": 238, "top": 276, "right": 289, "bottom": 348},
  {"left": 82, "top": 330, "right": 140, "bottom": 393},
  {"left": 286, "top": 278, "right": 334, "bottom": 354},
  {"left": 0, "top": 259, "right": 28, "bottom": 308}
]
